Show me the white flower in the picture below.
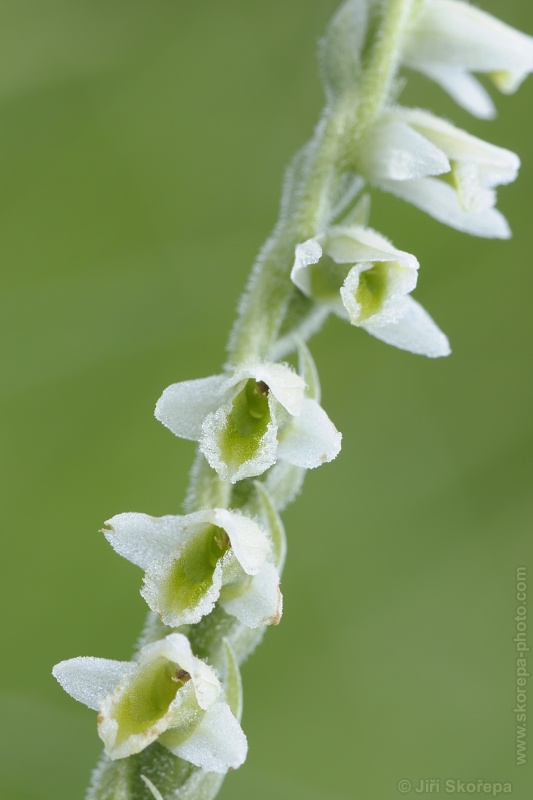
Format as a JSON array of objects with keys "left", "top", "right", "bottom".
[
  {"left": 291, "top": 226, "right": 450, "bottom": 358},
  {"left": 403, "top": 0, "right": 533, "bottom": 118},
  {"left": 52, "top": 633, "right": 247, "bottom": 772},
  {"left": 358, "top": 108, "right": 519, "bottom": 238},
  {"left": 155, "top": 361, "right": 341, "bottom": 483},
  {"left": 103, "top": 508, "right": 282, "bottom": 629}
]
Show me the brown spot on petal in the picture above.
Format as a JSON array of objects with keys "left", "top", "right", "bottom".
[
  {"left": 270, "top": 587, "right": 283, "bottom": 626},
  {"left": 173, "top": 669, "right": 191, "bottom": 683},
  {"left": 97, "top": 713, "right": 103, "bottom": 724}
]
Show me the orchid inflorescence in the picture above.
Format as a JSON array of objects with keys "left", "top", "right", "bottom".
[{"left": 53, "top": 2, "right": 533, "bottom": 798}]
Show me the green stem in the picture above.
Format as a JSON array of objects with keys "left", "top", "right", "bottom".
[{"left": 351, "top": 0, "right": 417, "bottom": 137}]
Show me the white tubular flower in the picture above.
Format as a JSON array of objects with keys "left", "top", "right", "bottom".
[
  {"left": 52, "top": 633, "right": 247, "bottom": 772},
  {"left": 403, "top": 0, "right": 533, "bottom": 118},
  {"left": 359, "top": 108, "right": 519, "bottom": 238},
  {"left": 155, "top": 361, "right": 341, "bottom": 483},
  {"left": 291, "top": 226, "right": 450, "bottom": 358},
  {"left": 104, "top": 508, "right": 282, "bottom": 629}
]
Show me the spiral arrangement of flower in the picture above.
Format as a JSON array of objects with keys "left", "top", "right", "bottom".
[{"left": 53, "top": 3, "right": 533, "bottom": 798}]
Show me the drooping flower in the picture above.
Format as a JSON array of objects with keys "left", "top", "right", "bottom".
[
  {"left": 52, "top": 633, "right": 246, "bottom": 772},
  {"left": 357, "top": 107, "right": 519, "bottom": 238},
  {"left": 291, "top": 226, "right": 450, "bottom": 358},
  {"left": 155, "top": 361, "right": 341, "bottom": 483},
  {"left": 104, "top": 508, "right": 282, "bottom": 629},
  {"left": 403, "top": 0, "right": 533, "bottom": 118}
]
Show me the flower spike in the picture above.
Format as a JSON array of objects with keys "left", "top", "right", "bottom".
[{"left": 55, "top": 3, "right": 532, "bottom": 797}]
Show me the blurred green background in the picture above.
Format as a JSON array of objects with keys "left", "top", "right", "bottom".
[{"left": 1, "top": 1, "right": 532, "bottom": 798}]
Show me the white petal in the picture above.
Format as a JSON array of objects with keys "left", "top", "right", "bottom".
[
  {"left": 365, "top": 296, "right": 451, "bottom": 358},
  {"left": 359, "top": 118, "right": 450, "bottom": 181},
  {"left": 407, "top": 62, "right": 496, "bottom": 119},
  {"left": 155, "top": 374, "right": 227, "bottom": 441},
  {"left": 212, "top": 508, "right": 269, "bottom": 575},
  {"left": 405, "top": 0, "right": 533, "bottom": 78},
  {"left": 325, "top": 225, "right": 418, "bottom": 268},
  {"left": 141, "top": 634, "right": 220, "bottom": 711},
  {"left": 291, "top": 239, "right": 323, "bottom": 298},
  {"left": 277, "top": 397, "right": 342, "bottom": 469},
  {"left": 220, "top": 562, "right": 283, "bottom": 628},
  {"left": 379, "top": 177, "right": 511, "bottom": 238},
  {"left": 166, "top": 700, "right": 247, "bottom": 773},
  {"left": 228, "top": 362, "right": 305, "bottom": 416},
  {"left": 257, "top": 363, "right": 305, "bottom": 416},
  {"left": 52, "top": 657, "right": 136, "bottom": 711},
  {"left": 396, "top": 108, "right": 520, "bottom": 184},
  {"left": 103, "top": 512, "right": 183, "bottom": 571}
]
